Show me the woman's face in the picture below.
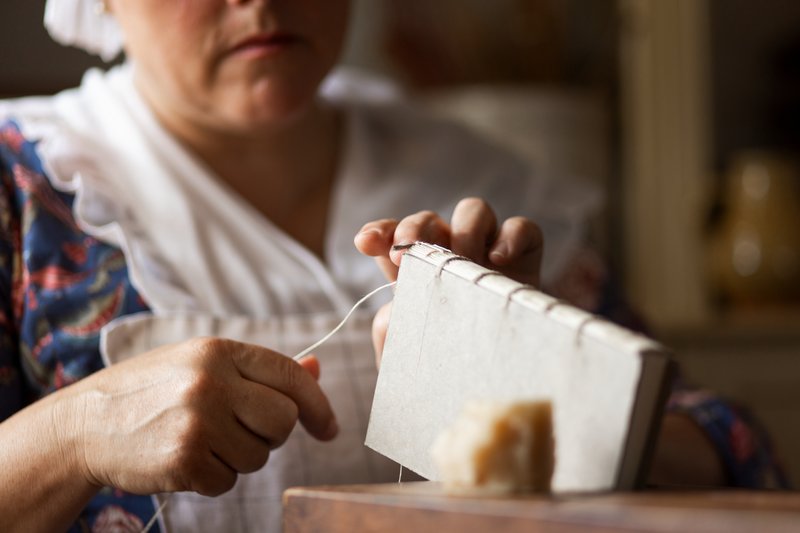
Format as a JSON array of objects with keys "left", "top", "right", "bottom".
[{"left": 110, "top": 0, "right": 350, "bottom": 131}]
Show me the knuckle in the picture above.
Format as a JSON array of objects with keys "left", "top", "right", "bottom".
[
  {"left": 186, "top": 336, "right": 228, "bottom": 361},
  {"left": 241, "top": 448, "right": 271, "bottom": 474},
  {"left": 167, "top": 442, "right": 205, "bottom": 491},
  {"left": 457, "top": 196, "right": 488, "bottom": 211},
  {"left": 170, "top": 405, "right": 210, "bottom": 445},
  {"left": 278, "top": 359, "right": 304, "bottom": 393},
  {"left": 174, "top": 416, "right": 208, "bottom": 453},
  {"left": 454, "top": 198, "right": 497, "bottom": 233},
  {"left": 408, "top": 210, "right": 438, "bottom": 226},
  {"left": 269, "top": 408, "right": 300, "bottom": 449},
  {"left": 197, "top": 470, "right": 238, "bottom": 497},
  {"left": 375, "top": 217, "right": 398, "bottom": 228},
  {"left": 507, "top": 216, "right": 539, "bottom": 237},
  {"left": 398, "top": 211, "right": 444, "bottom": 242},
  {"left": 450, "top": 228, "right": 474, "bottom": 242},
  {"left": 357, "top": 220, "right": 377, "bottom": 232},
  {"left": 170, "top": 439, "right": 237, "bottom": 497},
  {"left": 185, "top": 336, "right": 213, "bottom": 353},
  {"left": 178, "top": 342, "right": 232, "bottom": 400},
  {"left": 183, "top": 370, "right": 222, "bottom": 402},
  {"left": 162, "top": 453, "right": 187, "bottom": 492},
  {"left": 505, "top": 216, "right": 528, "bottom": 231},
  {"left": 171, "top": 451, "right": 196, "bottom": 481},
  {"left": 359, "top": 219, "right": 389, "bottom": 233}
]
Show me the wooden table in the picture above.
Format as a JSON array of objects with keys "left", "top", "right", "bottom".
[{"left": 283, "top": 482, "right": 800, "bottom": 532}]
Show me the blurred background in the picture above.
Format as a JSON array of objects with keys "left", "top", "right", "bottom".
[{"left": 2, "top": 0, "right": 799, "bottom": 484}]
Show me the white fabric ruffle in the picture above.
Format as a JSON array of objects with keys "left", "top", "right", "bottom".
[{"left": 9, "top": 65, "right": 355, "bottom": 317}]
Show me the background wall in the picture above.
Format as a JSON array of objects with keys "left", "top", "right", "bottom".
[
  {"left": 710, "top": 0, "right": 800, "bottom": 169},
  {"left": 0, "top": 0, "right": 106, "bottom": 96}
]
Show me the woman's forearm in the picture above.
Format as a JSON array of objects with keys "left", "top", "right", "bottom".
[{"left": 0, "top": 387, "right": 99, "bottom": 532}]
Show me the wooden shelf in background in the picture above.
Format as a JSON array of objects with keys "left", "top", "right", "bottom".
[{"left": 661, "top": 307, "right": 800, "bottom": 349}]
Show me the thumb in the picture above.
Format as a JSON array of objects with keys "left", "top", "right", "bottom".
[
  {"left": 372, "top": 302, "right": 393, "bottom": 368},
  {"left": 297, "top": 354, "right": 321, "bottom": 381}
]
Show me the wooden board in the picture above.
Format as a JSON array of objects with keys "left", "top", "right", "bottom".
[{"left": 283, "top": 483, "right": 800, "bottom": 533}]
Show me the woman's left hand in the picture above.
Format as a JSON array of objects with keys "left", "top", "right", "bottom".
[
  {"left": 355, "top": 197, "right": 543, "bottom": 286},
  {"left": 354, "top": 197, "right": 544, "bottom": 361}
]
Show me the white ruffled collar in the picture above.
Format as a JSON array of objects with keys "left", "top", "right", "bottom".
[{"left": 8, "top": 64, "right": 356, "bottom": 318}]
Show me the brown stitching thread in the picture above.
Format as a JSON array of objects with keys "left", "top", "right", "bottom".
[
  {"left": 436, "top": 255, "right": 470, "bottom": 278},
  {"left": 505, "top": 284, "right": 536, "bottom": 308},
  {"left": 473, "top": 271, "right": 503, "bottom": 285}
]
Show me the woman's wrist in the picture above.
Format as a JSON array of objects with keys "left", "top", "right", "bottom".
[
  {"left": 49, "top": 384, "right": 104, "bottom": 490},
  {"left": 0, "top": 386, "right": 101, "bottom": 531}
]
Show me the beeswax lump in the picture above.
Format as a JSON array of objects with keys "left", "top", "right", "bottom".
[{"left": 430, "top": 400, "right": 554, "bottom": 494}]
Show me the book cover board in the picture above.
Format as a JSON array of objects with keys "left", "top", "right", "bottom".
[{"left": 365, "top": 242, "right": 673, "bottom": 492}]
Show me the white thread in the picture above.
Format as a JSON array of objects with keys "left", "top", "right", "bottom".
[
  {"left": 544, "top": 299, "right": 562, "bottom": 313},
  {"left": 293, "top": 280, "right": 397, "bottom": 360},
  {"left": 141, "top": 495, "right": 169, "bottom": 533},
  {"left": 472, "top": 271, "right": 502, "bottom": 285},
  {"left": 137, "top": 281, "right": 397, "bottom": 530},
  {"left": 574, "top": 315, "right": 597, "bottom": 347},
  {"left": 398, "top": 464, "right": 404, "bottom": 483},
  {"left": 504, "top": 284, "right": 535, "bottom": 308}
]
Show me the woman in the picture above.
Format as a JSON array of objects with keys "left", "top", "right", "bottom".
[
  {"left": 0, "top": 0, "right": 559, "bottom": 531},
  {"left": 0, "top": 0, "right": 785, "bottom": 531}
]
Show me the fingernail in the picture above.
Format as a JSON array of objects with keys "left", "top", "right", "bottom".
[
  {"left": 391, "top": 243, "right": 414, "bottom": 252},
  {"left": 324, "top": 418, "right": 339, "bottom": 440},
  {"left": 359, "top": 228, "right": 383, "bottom": 238},
  {"left": 490, "top": 243, "right": 509, "bottom": 263}
]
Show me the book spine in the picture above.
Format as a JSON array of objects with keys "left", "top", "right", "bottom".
[{"left": 407, "top": 242, "right": 666, "bottom": 357}]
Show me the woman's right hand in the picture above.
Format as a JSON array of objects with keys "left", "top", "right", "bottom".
[{"left": 61, "top": 338, "right": 337, "bottom": 497}]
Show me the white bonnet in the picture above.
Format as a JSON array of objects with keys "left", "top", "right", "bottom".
[{"left": 44, "top": 0, "right": 124, "bottom": 61}]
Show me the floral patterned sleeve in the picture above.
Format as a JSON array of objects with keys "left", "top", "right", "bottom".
[
  {"left": 0, "top": 125, "right": 25, "bottom": 422},
  {"left": 0, "top": 120, "right": 159, "bottom": 531},
  {"left": 667, "top": 385, "right": 790, "bottom": 489}
]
